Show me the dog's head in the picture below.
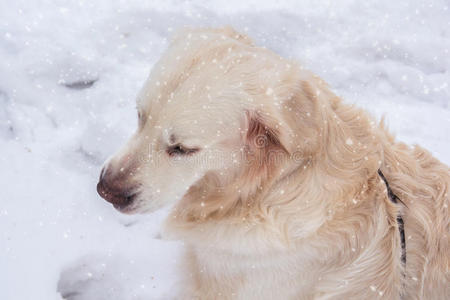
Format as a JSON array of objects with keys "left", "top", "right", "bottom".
[{"left": 97, "top": 27, "right": 324, "bottom": 215}]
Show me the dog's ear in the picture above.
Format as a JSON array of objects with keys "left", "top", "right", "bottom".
[{"left": 243, "top": 110, "right": 288, "bottom": 179}]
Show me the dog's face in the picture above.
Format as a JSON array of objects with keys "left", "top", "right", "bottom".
[
  {"left": 97, "top": 79, "right": 245, "bottom": 214},
  {"left": 97, "top": 27, "right": 317, "bottom": 214}
]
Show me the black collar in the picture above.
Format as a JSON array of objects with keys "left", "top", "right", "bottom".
[{"left": 378, "top": 169, "right": 406, "bottom": 265}]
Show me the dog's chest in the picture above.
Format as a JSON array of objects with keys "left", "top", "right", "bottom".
[{"left": 192, "top": 247, "right": 316, "bottom": 299}]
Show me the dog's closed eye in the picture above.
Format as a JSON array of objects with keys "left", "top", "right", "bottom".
[{"left": 167, "top": 144, "right": 199, "bottom": 156}]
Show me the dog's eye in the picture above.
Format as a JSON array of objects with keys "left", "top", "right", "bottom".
[{"left": 167, "top": 144, "right": 199, "bottom": 156}]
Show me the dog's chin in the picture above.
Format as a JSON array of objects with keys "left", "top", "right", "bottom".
[{"left": 112, "top": 190, "right": 187, "bottom": 215}]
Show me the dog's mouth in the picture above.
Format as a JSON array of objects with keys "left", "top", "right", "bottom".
[{"left": 111, "top": 192, "right": 140, "bottom": 214}]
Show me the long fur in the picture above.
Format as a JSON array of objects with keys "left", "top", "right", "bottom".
[
  {"left": 101, "top": 26, "right": 449, "bottom": 299},
  {"left": 161, "top": 28, "right": 449, "bottom": 300}
]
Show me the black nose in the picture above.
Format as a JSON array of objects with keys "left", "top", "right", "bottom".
[{"left": 97, "top": 167, "right": 136, "bottom": 207}]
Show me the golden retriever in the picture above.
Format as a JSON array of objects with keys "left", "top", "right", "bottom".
[{"left": 97, "top": 27, "right": 449, "bottom": 299}]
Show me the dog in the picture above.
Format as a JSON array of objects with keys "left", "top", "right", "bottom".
[{"left": 97, "top": 27, "right": 449, "bottom": 299}]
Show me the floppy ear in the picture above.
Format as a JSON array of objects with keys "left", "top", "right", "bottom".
[{"left": 243, "top": 110, "right": 288, "bottom": 180}]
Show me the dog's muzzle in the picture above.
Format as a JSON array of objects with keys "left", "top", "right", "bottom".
[{"left": 96, "top": 166, "right": 139, "bottom": 210}]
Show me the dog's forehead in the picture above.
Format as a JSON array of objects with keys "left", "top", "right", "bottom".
[
  {"left": 136, "top": 87, "right": 242, "bottom": 146},
  {"left": 162, "top": 96, "right": 242, "bottom": 144},
  {"left": 135, "top": 28, "right": 293, "bottom": 143},
  {"left": 136, "top": 33, "right": 254, "bottom": 116}
]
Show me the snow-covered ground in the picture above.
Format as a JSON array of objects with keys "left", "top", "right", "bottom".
[{"left": 0, "top": 0, "right": 449, "bottom": 299}]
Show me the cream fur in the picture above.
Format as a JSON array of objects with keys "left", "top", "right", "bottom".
[{"left": 100, "top": 27, "right": 449, "bottom": 299}]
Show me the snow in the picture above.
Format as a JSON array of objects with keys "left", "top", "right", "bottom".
[{"left": 0, "top": 0, "right": 449, "bottom": 299}]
